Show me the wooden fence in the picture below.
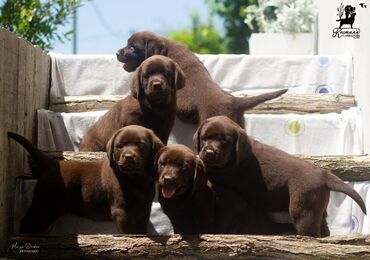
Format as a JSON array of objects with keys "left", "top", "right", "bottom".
[{"left": 0, "top": 28, "right": 50, "bottom": 254}]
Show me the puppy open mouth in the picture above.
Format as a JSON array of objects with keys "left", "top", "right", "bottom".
[
  {"left": 161, "top": 187, "right": 177, "bottom": 199},
  {"left": 123, "top": 62, "right": 139, "bottom": 72}
]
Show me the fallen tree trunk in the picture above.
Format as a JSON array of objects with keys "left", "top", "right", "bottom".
[
  {"left": 7, "top": 234, "right": 370, "bottom": 259},
  {"left": 43, "top": 152, "right": 370, "bottom": 182},
  {"left": 50, "top": 94, "right": 356, "bottom": 114}
]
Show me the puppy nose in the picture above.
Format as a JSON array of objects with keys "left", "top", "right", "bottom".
[
  {"left": 124, "top": 154, "right": 135, "bottom": 161},
  {"left": 205, "top": 149, "right": 215, "bottom": 156},
  {"left": 152, "top": 82, "right": 162, "bottom": 88},
  {"left": 116, "top": 52, "right": 120, "bottom": 58},
  {"left": 163, "top": 175, "right": 175, "bottom": 186}
]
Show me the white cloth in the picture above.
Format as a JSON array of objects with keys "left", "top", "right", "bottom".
[
  {"left": 37, "top": 108, "right": 364, "bottom": 156},
  {"left": 13, "top": 178, "right": 369, "bottom": 235},
  {"left": 50, "top": 54, "right": 354, "bottom": 97}
]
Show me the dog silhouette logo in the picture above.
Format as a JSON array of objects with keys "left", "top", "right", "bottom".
[{"left": 332, "top": 3, "right": 360, "bottom": 39}]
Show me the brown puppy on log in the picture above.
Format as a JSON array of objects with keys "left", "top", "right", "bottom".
[
  {"left": 156, "top": 144, "right": 290, "bottom": 235},
  {"left": 79, "top": 55, "right": 185, "bottom": 151},
  {"left": 194, "top": 116, "right": 367, "bottom": 237},
  {"left": 8, "top": 125, "right": 163, "bottom": 234},
  {"left": 116, "top": 31, "right": 287, "bottom": 127}
]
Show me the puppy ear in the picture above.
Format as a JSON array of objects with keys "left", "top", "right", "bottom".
[
  {"left": 235, "top": 129, "right": 252, "bottom": 165},
  {"left": 173, "top": 62, "right": 186, "bottom": 90},
  {"left": 149, "top": 130, "right": 164, "bottom": 157},
  {"left": 145, "top": 39, "right": 167, "bottom": 58},
  {"left": 193, "top": 119, "right": 207, "bottom": 154},
  {"left": 106, "top": 130, "right": 121, "bottom": 169},
  {"left": 130, "top": 65, "right": 144, "bottom": 100},
  {"left": 192, "top": 156, "right": 207, "bottom": 193},
  {"left": 153, "top": 146, "right": 167, "bottom": 179}
]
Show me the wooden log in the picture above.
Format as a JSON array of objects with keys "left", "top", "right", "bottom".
[
  {"left": 50, "top": 95, "right": 124, "bottom": 112},
  {"left": 41, "top": 152, "right": 370, "bottom": 182},
  {"left": 50, "top": 94, "right": 357, "bottom": 114},
  {"left": 7, "top": 234, "right": 370, "bottom": 259},
  {"left": 299, "top": 155, "right": 370, "bottom": 182},
  {"left": 244, "top": 93, "right": 356, "bottom": 114}
]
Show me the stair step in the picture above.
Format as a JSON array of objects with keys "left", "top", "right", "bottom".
[
  {"left": 7, "top": 234, "right": 370, "bottom": 259},
  {"left": 41, "top": 151, "right": 370, "bottom": 182},
  {"left": 50, "top": 94, "right": 356, "bottom": 114}
]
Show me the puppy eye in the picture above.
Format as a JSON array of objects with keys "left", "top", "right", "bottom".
[
  {"left": 136, "top": 142, "right": 146, "bottom": 148},
  {"left": 181, "top": 164, "right": 189, "bottom": 171},
  {"left": 115, "top": 142, "right": 124, "bottom": 148},
  {"left": 164, "top": 70, "right": 171, "bottom": 76},
  {"left": 158, "top": 161, "right": 165, "bottom": 169}
]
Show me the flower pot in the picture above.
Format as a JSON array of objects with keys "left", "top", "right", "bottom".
[{"left": 249, "top": 33, "right": 315, "bottom": 55}]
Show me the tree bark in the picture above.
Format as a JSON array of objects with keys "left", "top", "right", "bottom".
[
  {"left": 43, "top": 152, "right": 370, "bottom": 182},
  {"left": 50, "top": 94, "right": 356, "bottom": 114},
  {"left": 7, "top": 234, "right": 370, "bottom": 259}
]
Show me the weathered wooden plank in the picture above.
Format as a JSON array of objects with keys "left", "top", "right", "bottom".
[
  {"left": 7, "top": 234, "right": 370, "bottom": 259},
  {"left": 49, "top": 94, "right": 357, "bottom": 114},
  {"left": 1, "top": 27, "right": 20, "bottom": 256},
  {"left": 0, "top": 28, "right": 50, "bottom": 254},
  {"left": 40, "top": 152, "right": 370, "bottom": 182},
  {"left": 0, "top": 26, "right": 7, "bottom": 256}
]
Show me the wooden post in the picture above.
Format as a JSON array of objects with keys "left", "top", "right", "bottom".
[{"left": 0, "top": 28, "right": 50, "bottom": 255}]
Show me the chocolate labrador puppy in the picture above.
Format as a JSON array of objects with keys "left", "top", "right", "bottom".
[
  {"left": 116, "top": 31, "right": 287, "bottom": 127},
  {"left": 79, "top": 55, "right": 185, "bottom": 151},
  {"left": 8, "top": 125, "right": 164, "bottom": 234},
  {"left": 194, "top": 116, "right": 367, "bottom": 237},
  {"left": 156, "top": 144, "right": 287, "bottom": 235}
]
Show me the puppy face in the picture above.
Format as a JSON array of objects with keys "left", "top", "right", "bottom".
[
  {"left": 194, "top": 116, "right": 252, "bottom": 168},
  {"left": 107, "top": 125, "right": 164, "bottom": 176},
  {"left": 131, "top": 55, "right": 185, "bottom": 105},
  {"left": 117, "top": 31, "right": 167, "bottom": 72},
  {"left": 155, "top": 144, "right": 207, "bottom": 199}
]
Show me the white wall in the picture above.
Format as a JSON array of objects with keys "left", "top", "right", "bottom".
[{"left": 318, "top": 0, "right": 370, "bottom": 154}]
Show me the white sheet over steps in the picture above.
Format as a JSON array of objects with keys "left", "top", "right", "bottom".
[
  {"left": 13, "top": 53, "right": 367, "bottom": 236},
  {"left": 50, "top": 54, "right": 354, "bottom": 96}
]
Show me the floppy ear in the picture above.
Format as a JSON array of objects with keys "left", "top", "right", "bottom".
[
  {"left": 106, "top": 130, "right": 121, "bottom": 169},
  {"left": 193, "top": 120, "right": 207, "bottom": 154},
  {"left": 130, "top": 65, "right": 144, "bottom": 100},
  {"left": 145, "top": 39, "right": 167, "bottom": 58},
  {"left": 153, "top": 146, "right": 167, "bottom": 180},
  {"left": 192, "top": 156, "right": 207, "bottom": 193},
  {"left": 173, "top": 62, "right": 186, "bottom": 90},
  {"left": 149, "top": 130, "right": 164, "bottom": 157},
  {"left": 235, "top": 129, "right": 252, "bottom": 165}
]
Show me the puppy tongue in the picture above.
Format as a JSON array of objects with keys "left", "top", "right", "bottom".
[{"left": 162, "top": 188, "right": 176, "bottom": 199}]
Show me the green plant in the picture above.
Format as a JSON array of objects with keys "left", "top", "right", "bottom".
[
  {"left": 244, "top": 0, "right": 317, "bottom": 34},
  {"left": 0, "top": 0, "right": 84, "bottom": 50},
  {"left": 205, "top": 0, "right": 258, "bottom": 54},
  {"left": 167, "top": 12, "right": 226, "bottom": 54}
]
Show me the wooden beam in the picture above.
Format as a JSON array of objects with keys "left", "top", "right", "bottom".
[
  {"left": 244, "top": 93, "right": 356, "bottom": 114},
  {"left": 50, "top": 94, "right": 357, "bottom": 114},
  {"left": 7, "top": 234, "right": 370, "bottom": 259},
  {"left": 40, "top": 152, "right": 370, "bottom": 182}
]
